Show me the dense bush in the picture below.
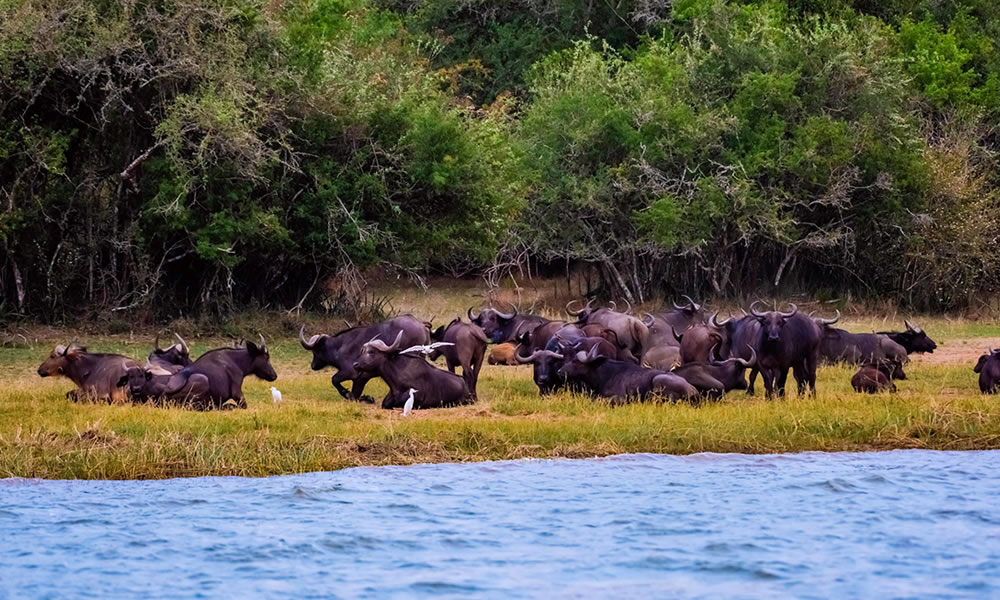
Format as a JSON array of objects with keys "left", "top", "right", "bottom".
[{"left": 0, "top": 0, "right": 997, "bottom": 320}]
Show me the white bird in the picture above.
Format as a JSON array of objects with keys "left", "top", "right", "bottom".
[
  {"left": 403, "top": 388, "right": 416, "bottom": 416},
  {"left": 270, "top": 387, "right": 282, "bottom": 405}
]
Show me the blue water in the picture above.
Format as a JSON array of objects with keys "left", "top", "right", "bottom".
[{"left": 2, "top": 451, "right": 999, "bottom": 599}]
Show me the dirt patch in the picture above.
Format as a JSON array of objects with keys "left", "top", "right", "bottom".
[{"left": 909, "top": 338, "right": 1000, "bottom": 366}]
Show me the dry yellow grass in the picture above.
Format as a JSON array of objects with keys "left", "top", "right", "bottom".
[{"left": 2, "top": 286, "right": 999, "bottom": 480}]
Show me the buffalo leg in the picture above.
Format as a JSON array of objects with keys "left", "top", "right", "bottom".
[
  {"left": 470, "top": 345, "right": 485, "bottom": 397},
  {"left": 746, "top": 367, "right": 759, "bottom": 395},
  {"left": 775, "top": 368, "right": 789, "bottom": 397},
  {"left": 761, "top": 368, "right": 775, "bottom": 399}
]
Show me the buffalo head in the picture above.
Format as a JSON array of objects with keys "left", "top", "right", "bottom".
[
  {"left": 151, "top": 333, "right": 192, "bottom": 367},
  {"left": 247, "top": 334, "right": 277, "bottom": 382},
  {"left": 354, "top": 331, "right": 405, "bottom": 373},
  {"left": 750, "top": 301, "right": 798, "bottom": 344},
  {"left": 467, "top": 306, "right": 517, "bottom": 343},
  {"left": 37, "top": 344, "right": 85, "bottom": 378}
]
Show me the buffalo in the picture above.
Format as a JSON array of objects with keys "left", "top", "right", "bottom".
[
  {"left": 647, "top": 295, "right": 708, "bottom": 332},
  {"left": 876, "top": 320, "right": 937, "bottom": 354},
  {"left": 749, "top": 302, "right": 822, "bottom": 398},
  {"left": 162, "top": 335, "right": 277, "bottom": 409},
  {"left": 468, "top": 306, "right": 549, "bottom": 344},
  {"left": 581, "top": 324, "right": 637, "bottom": 362},
  {"left": 974, "top": 349, "right": 1000, "bottom": 393},
  {"left": 670, "top": 348, "right": 756, "bottom": 399},
  {"left": 851, "top": 360, "right": 900, "bottom": 393},
  {"left": 567, "top": 300, "right": 648, "bottom": 362},
  {"left": 517, "top": 329, "right": 612, "bottom": 395},
  {"left": 557, "top": 343, "right": 697, "bottom": 404},
  {"left": 299, "top": 315, "right": 429, "bottom": 402},
  {"left": 38, "top": 344, "right": 139, "bottom": 403},
  {"left": 815, "top": 311, "right": 907, "bottom": 373},
  {"left": 488, "top": 343, "right": 520, "bottom": 365},
  {"left": 148, "top": 333, "right": 193, "bottom": 373},
  {"left": 429, "top": 318, "right": 488, "bottom": 397},
  {"left": 672, "top": 320, "right": 724, "bottom": 364},
  {"left": 118, "top": 364, "right": 209, "bottom": 406},
  {"left": 353, "top": 331, "right": 472, "bottom": 409},
  {"left": 514, "top": 320, "right": 573, "bottom": 355}
]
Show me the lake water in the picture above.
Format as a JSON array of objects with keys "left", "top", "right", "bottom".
[{"left": 2, "top": 451, "right": 999, "bottom": 599}]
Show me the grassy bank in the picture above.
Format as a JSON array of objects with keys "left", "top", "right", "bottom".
[{"left": 2, "top": 311, "right": 999, "bottom": 480}]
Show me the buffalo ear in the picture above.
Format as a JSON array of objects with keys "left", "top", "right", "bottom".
[
  {"left": 246, "top": 341, "right": 260, "bottom": 355},
  {"left": 116, "top": 374, "right": 129, "bottom": 388},
  {"left": 145, "top": 370, "right": 154, "bottom": 381},
  {"left": 432, "top": 326, "right": 444, "bottom": 339},
  {"left": 975, "top": 355, "right": 988, "bottom": 373}
]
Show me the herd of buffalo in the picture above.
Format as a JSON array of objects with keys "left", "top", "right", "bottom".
[{"left": 34, "top": 297, "right": 1000, "bottom": 410}]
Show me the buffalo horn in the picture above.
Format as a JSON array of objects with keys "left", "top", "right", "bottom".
[
  {"left": 174, "top": 333, "right": 190, "bottom": 354},
  {"left": 54, "top": 344, "right": 67, "bottom": 356},
  {"left": 671, "top": 326, "right": 683, "bottom": 344},
  {"left": 779, "top": 303, "right": 798, "bottom": 318},
  {"left": 495, "top": 305, "right": 517, "bottom": 320},
  {"left": 682, "top": 294, "right": 701, "bottom": 312},
  {"left": 467, "top": 306, "right": 480, "bottom": 321},
  {"left": 642, "top": 312, "right": 655, "bottom": 327},
  {"left": 729, "top": 345, "right": 757, "bottom": 367},
  {"left": 710, "top": 312, "right": 731, "bottom": 328},
  {"left": 153, "top": 335, "right": 162, "bottom": 351},
  {"left": 608, "top": 300, "right": 617, "bottom": 312},
  {"left": 299, "top": 326, "right": 321, "bottom": 350},
  {"left": 816, "top": 309, "right": 840, "bottom": 326},
  {"left": 749, "top": 300, "right": 767, "bottom": 318},
  {"left": 623, "top": 298, "right": 633, "bottom": 314},
  {"left": 258, "top": 334, "right": 267, "bottom": 353}
]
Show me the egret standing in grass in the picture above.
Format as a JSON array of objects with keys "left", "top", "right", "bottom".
[
  {"left": 403, "top": 388, "right": 416, "bottom": 416},
  {"left": 271, "top": 387, "right": 282, "bottom": 406}
]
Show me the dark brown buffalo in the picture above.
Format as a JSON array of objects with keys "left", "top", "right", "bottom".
[
  {"left": 581, "top": 324, "right": 637, "bottom": 362},
  {"left": 468, "top": 306, "right": 549, "bottom": 344},
  {"left": 429, "top": 318, "right": 488, "bottom": 397},
  {"left": 749, "top": 302, "right": 822, "bottom": 398},
  {"left": 673, "top": 321, "right": 724, "bottom": 364},
  {"left": 566, "top": 301, "right": 648, "bottom": 361},
  {"left": 37, "top": 344, "right": 139, "bottom": 402},
  {"left": 353, "top": 332, "right": 472, "bottom": 409},
  {"left": 557, "top": 343, "right": 697, "bottom": 404},
  {"left": 515, "top": 320, "right": 573, "bottom": 355},
  {"left": 118, "top": 365, "right": 211, "bottom": 406},
  {"left": 851, "top": 361, "right": 899, "bottom": 393},
  {"left": 975, "top": 349, "right": 1000, "bottom": 393},
  {"left": 714, "top": 315, "right": 762, "bottom": 393},
  {"left": 300, "top": 315, "right": 429, "bottom": 403},
  {"left": 876, "top": 320, "right": 938, "bottom": 354},
  {"left": 517, "top": 329, "right": 613, "bottom": 395},
  {"left": 148, "top": 333, "right": 192, "bottom": 373},
  {"left": 488, "top": 343, "right": 520, "bottom": 365},
  {"left": 670, "top": 349, "right": 756, "bottom": 399},
  {"left": 162, "top": 336, "right": 277, "bottom": 409},
  {"left": 814, "top": 310, "right": 907, "bottom": 373}
]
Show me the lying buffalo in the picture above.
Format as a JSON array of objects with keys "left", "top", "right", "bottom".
[
  {"left": 119, "top": 364, "right": 210, "bottom": 406},
  {"left": 38, "top": 344, "right": 139, "bottom": 402},
  {"left": 353, "top": 331, "right": 472, "bottom": 409},
  {"left": 300, "top": 315, "right": 429, "bottom": 402},
  {"left": 148, "top": 334, "right": 193, "bottom": 373},
  {"left": 488, "top": 343, "right": 520, "bottom": 365},
  {"left": 876, "top": 320, "right": 937, "bottom": 354},
  {"left": 815, "top": 311, "right": 907, "bottom": 370},
  {"left": 468, "top": 306, "right": 548, "bottom": 344},
  {"left": 515, "top": 320, "right": 573, "bottom": 355},
  {"left": 581, "top": 324, "right": 636, "bottom": 362},
  {"left": 750, "top": 302, "right": 822, "bottom": 398},
  {"left": 673, "top": 320, "right": 724, "bottom": 364},
  {"left": 975, "top": 349, "right": 1000, "bottom": 394},
  {"left": 558, "top": 343, "right": 697, "bottom": 404},
  {"left": 851, "top": 360, "right": 899, "bottom": 393},
  {"left": 162, "top": 335, "right": 276, "bottom": 409},
  {"left": 429, "top": 318, "right": 488, "bottom": 397},
  {"left": 517, "top": 329, "right": 614, "bottom": 395},
  {"left": 670, "top": 348, "right": 756, "bottom": 399}
]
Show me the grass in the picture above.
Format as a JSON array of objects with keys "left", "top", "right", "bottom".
[{"left": 2, "top": 299, "right": 1000, "bottom": 479}]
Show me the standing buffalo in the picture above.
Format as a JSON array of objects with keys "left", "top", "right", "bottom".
[
  {"left": 749, "top": 302, "right": 822, "bottom": 398},
  {"left": 815, "top": 311, "right": 907, "bottom": 370},
  {"left": 148, "top": 334, "right": 193, "bottom": 372},
  {"left": 670, "top": 348, "right": 756, "bottom": 399},
  {"left": 38, "top": 344, "right": 139, "bottom": 402},
  {"left": 299, "top": 315, "right": 429, "bottom": 403},
  {"left": 851, "top": 361, "right": 899, "bottom": 393},
  {"left": 162, "top": 335, "right": 277, "bottom": 409},
  {"left": 648, "top": 295, "right": 708, "bottom": 332},
  {"left": 468, "top": 306, "right": 549, "bottom": 344},
  {"left": 353, "top": 332, "right": 472, "bottom": 409},
  {"left": 557, "top": 343, "right": 697, "bottom": 403},
  {"left": 429, "top": 318, "right": 488, "bottom": 397},
  {"left": 876, "top": 320, "right": 938, "bottom": 354},
  {"left": 974, "top": 349, "right": 1000, "bottom": 393},
  {"left": 488, "top": 343, "right": 520, "bottom": 365},
  {"left": 567, "top": 301, "right": 648, "bottom": 362}
]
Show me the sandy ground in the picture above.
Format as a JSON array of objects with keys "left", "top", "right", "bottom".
[{"left": 909, "top": 338, "right": 1000, "bottom": 366}]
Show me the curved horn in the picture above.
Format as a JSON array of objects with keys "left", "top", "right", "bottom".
[
  {"left": 749, "top": 300, "right": 767, "bottom": 318},
  {"left": 608, "top": 300, "right": 617, "bottom": 312},
  {"left": 173, "top": 333, "right": 190, "bottom": 354},
  {"left": 672, "top": 298, "right": 685, "bottom": 310},
  {"left": 623, "top": 298, "right": 633, "bottom": 314},
  {"left": 258, "top": 334, "right": 267, "bottom": 353},
  {"left": 54, "top": 344, "right": 67, "bottom": 356},
  {"left": 516, "top": 349, "right": 541, "bottom": 364},
  {"left": 299, "top": 326, "right": 321, "bottom": 350},
  {"left": 579, "top": 343, "right": 603, "bottom": 364},
  {"left": 386, "top": 330, "right": 404, "bottom": 352},
  {"left": 566, "top": 300, "right": 583, "bottom": 316},
  {"left": 779, "top": 303, "right": 798, "bottom": 318},
  {"left": 467, "top": 306, "right": 480, "bottom": 321},
  {"left": 153, "top": 335, "right": 162, "bottom": 351},
  {"left": 495, "top": 305, "right": 517, "bottom": 320},
  {"left": 816, "top": 309, "right": 840, "bottom": 326},
  {"left": 710, "top": 312, "right": 731, "bottom": 328},
  {"left": 642, "top": 312, "right": 655, "bottom": 327},
  {"left": 682, "top": 294, "right": 701, "bottom": 311},
  {"left": 671, "top": 326, "right": 683, "bottom": 344}
]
